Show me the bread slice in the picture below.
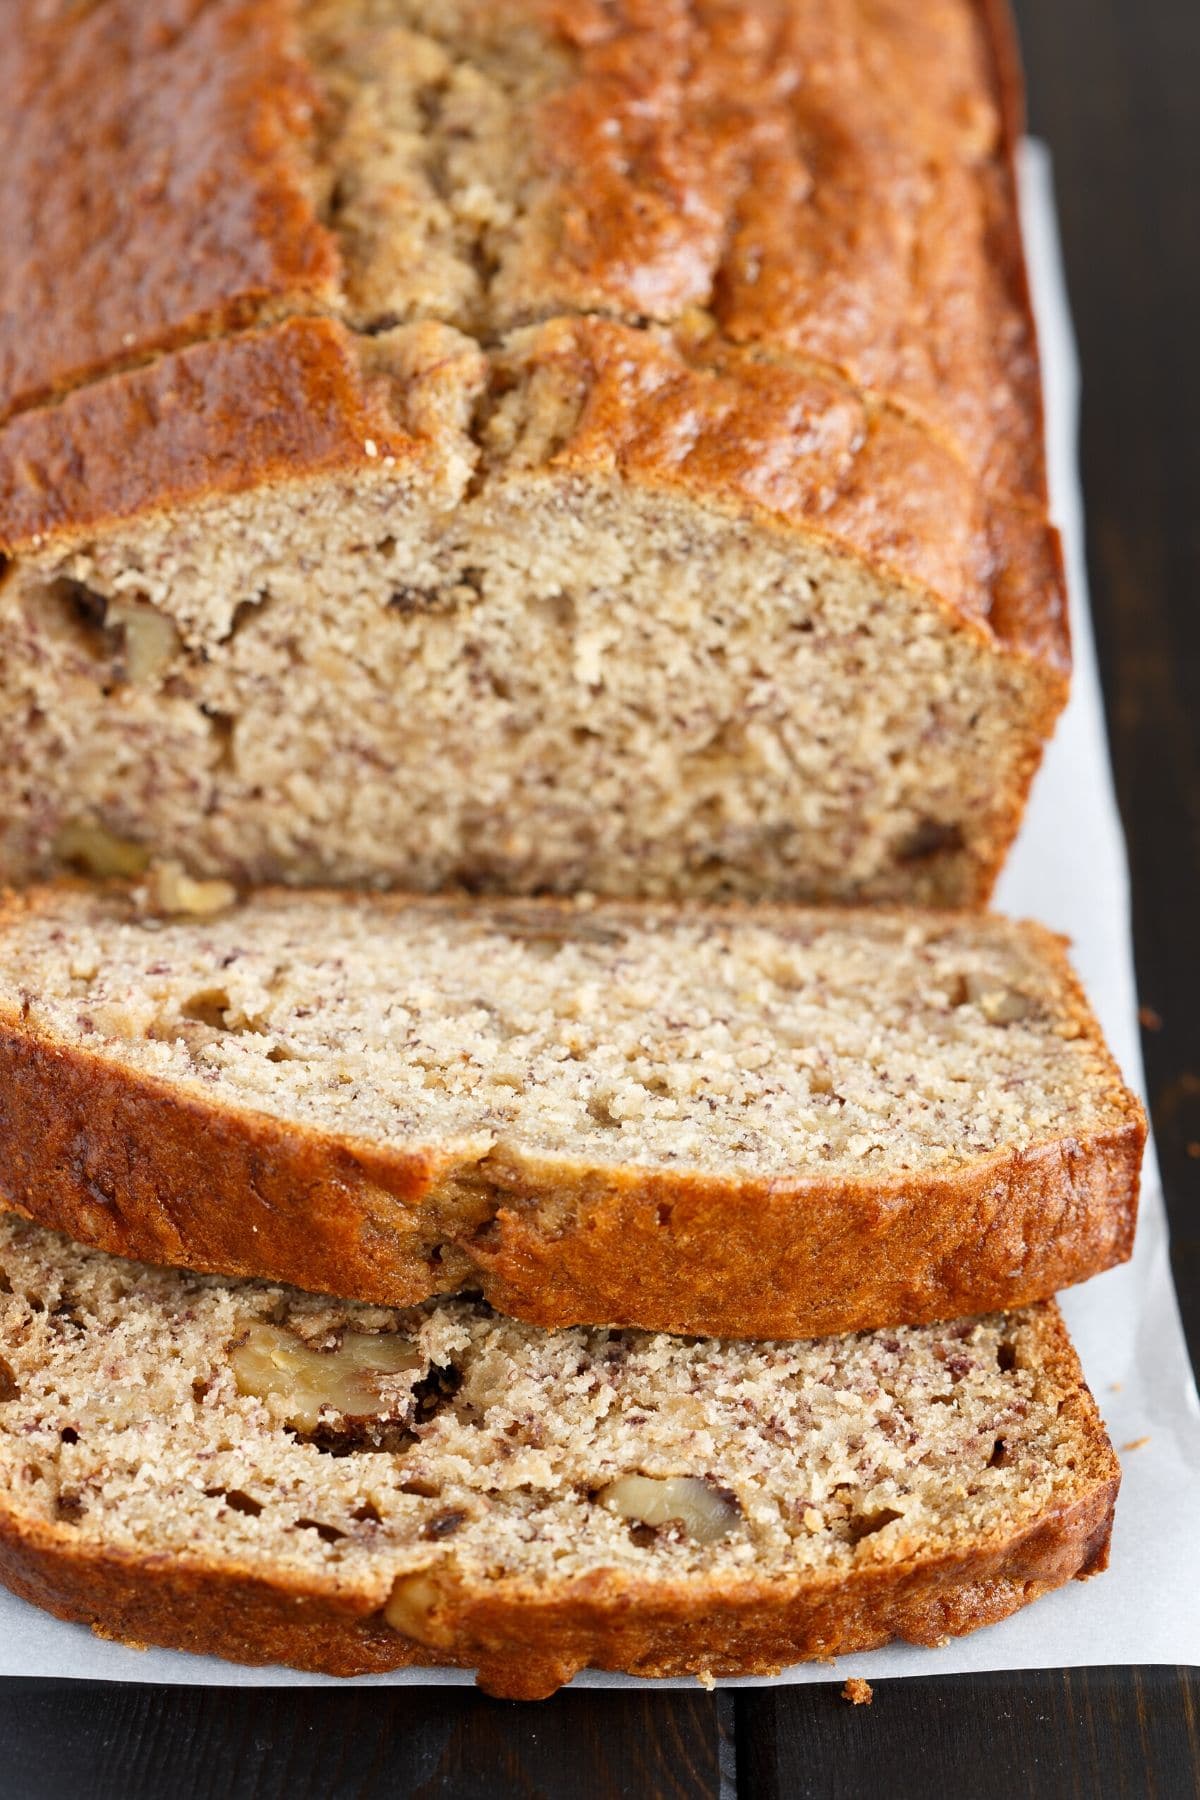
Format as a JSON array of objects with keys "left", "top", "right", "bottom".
[
  {"left": 0, "top": 884, "right": 1144, "bottom": 1339},
  {"left": 0, "top": 1212, "right": 1119, "bottom": 1699},
  {"left": 0, "top": 0, "right": 1064, "bottom": 907}
]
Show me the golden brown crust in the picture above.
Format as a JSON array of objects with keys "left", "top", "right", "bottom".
[
  {"left": 0, "top": 0, "right": 1044, "bottom": 512},
  {"left": 0, "top": 0, "right": 337, "bottom": 425},
  {"left": 495, "top": 317, "right": 1070, "bottom": 676},
  {"left": 0, "top": 319, "right": 432, "bottom": 552},
  {"left": 0, "top": 1495, "right": 1117, "bottom": 1697},
  {"left": 0, "top": 312, "right": 1068, "bottom": 693},
  {"left": 504, "top": 0, "right": 1046, "bottom": 503},
  {"left": 0, "top": 1303, "right": 1120, "bottom": 1696},
  {"left": 0, "top": 892, "right": 1145, "bottom": 1340}
]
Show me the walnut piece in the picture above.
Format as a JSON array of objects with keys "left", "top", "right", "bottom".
[
  {"left": 53, "top": 820, "right": 150, "bottom": 878},
  {"left": 974, "top": 985, "right": 1034, "bottom": 1024},
  {"left": 107, "top": 600, "right": 181, "bottom": 685},
  {"left": 384, "top": 1571, "right": 456, "bottom": 1647},
  {"left": 139, "top": 859, "right": 237, "bottom": 918},
  {"left": 597, "top": 1474, "right": 741, "bottom": 1544},
  {"left": 231, "top": 1322, "right": 421, "bottom": 1433}
]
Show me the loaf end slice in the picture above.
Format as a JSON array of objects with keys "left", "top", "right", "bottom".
[
  {"left": 0, "top": 0, "right": 1065, "bottom": 906},
  {"left": 0, "top": 1214, "right": 1119, "bottom": 1698},
  {"left": 0, "top": 885, "right": 1145, "bottom": 1339}
]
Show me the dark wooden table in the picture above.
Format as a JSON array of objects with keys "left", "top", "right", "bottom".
[{"left": 2, "top": 2, "right": 1198, "bottom": 1794}]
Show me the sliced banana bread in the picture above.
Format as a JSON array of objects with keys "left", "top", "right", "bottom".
[
  {"left": 0, "top": 885, "right": 1144, "bottom": 1339},
  {"left": 0, "top": 1213, "right": 1119, "bottom": 1698},
  {"left": 0, "top": 0, "right": 1063, "bottom": 906}
]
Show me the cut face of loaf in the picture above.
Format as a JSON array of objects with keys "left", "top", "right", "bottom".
[
  {"left": 0, "top": 1214, "right": 1119, "bottom": 1698},
  {"left": 0, "top": 0, "right": 1066, "bottom": 905},
  {"left": 0, "top": 886, "right": 1145, "bottom": 1338}
]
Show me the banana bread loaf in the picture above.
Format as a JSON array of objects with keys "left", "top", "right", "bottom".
[
  {"left": 0, "top": 1213, "right": 1119, "bottom": 1698},
  {"left": 0, "top": 884, "right": 1144, "bottom": 1338},
  {"left": 0, "top": 0, "right": 1064, "bottom": 905}
]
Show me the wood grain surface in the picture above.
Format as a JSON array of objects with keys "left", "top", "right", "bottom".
[{"left": 0, "top": 0, "right": 1197, "bottom": 1793}]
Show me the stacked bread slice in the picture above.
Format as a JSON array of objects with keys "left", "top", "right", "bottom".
[{"left": 0, "top": 885, "right": 1143, "bottom": 1695}]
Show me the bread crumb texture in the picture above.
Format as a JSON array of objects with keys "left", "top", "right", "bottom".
[
  {"left": 0, "top": 889, "right": 1133, "bottom": 1181},
  {"left": 0, "top": 1213, "right": 1114, "bottom": 1602},
  {"left": 0, "top": 0, "right": 1065, "bottom": 907}
]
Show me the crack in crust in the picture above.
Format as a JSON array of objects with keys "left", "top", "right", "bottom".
[{"left": 0, "top": 0, "right": 1045, "bottom": 511}]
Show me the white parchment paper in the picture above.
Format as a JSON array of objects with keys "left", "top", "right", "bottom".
[{"left": 1, "top": 143, "right": 1197, "bottom": 1687}]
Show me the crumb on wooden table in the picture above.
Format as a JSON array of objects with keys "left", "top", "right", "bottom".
[
  {"left": 842, "top": 1677, "right": 873, "bottom": 1706},
  {"left": 1121, "top": 1436, "right": 1151, "bottom": 1452},
  {"left": 1138, "top": 1005, "right": 1163, "bottom": 1031},
  {"left": 697, "top": 1669, "right": 716, "bottom": 1692}
]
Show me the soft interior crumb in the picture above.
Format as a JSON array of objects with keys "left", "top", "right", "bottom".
[
  {"left": 0, "top": 890, "right": 1129, "bottom": 1183},
  {"left": 0, "top": 1213, "right": 1113, "bottom": 1602}
]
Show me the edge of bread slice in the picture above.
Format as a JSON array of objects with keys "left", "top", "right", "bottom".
[
  {"left": 0, "top": 883, "right": 1144, "bottom": 1339},
  {"left": 0, "top": 1214, "right": 1119, "bottom": 1698}
]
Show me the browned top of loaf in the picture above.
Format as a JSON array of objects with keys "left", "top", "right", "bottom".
[
  {"left": 0, "top": 0, "right": 1064, "bottom": 671},
  {"left": 0, "top": 0, "right": 337, "bottom": 421},
  {"left": 0, "top": 0, "right": 1038, "bottom": 490}
]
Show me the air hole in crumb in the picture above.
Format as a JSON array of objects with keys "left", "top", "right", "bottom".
[
  {"left": 56, "top": 1491, "right": 86, "bottom": 1522},
  {"left": 180, "top": 989, "right": 231, "bottom": 1030},
  {"left": 27, "top": 1295, "right": 45, "bottom": 1314},
  {"left": 587, "top": 1092, "right": 621, "bottom": 1129},
  {"left": 988, "top": 1438, "right": 1009, "bottom": 1468},
  {"left": 399, "top": 1477, "right": 441, "bottom": 1499},
  {"left": 201, "top": 707, "right": 236, "bottom": 773},
  {"left": 204, "top": 1487, "right": 263, "bottom": 1517},
  {"left": 43, "top": 577, "right": 114, "bottom": 659},
  {"left": 423, "top": 1509, "right": 467, "bottom": 1541},
  {"left": 997, "top": 1341, "right": 1018, "bottom": 1373},
  {"left": 412, "top": 1363, "right": 462, "bottom": 1425},
  {"left": 222, "top": 594, "right": 269, "bottom": 644},
  {"left": 898, "top": 819, "right": 965, "bottom": 863},
  {"left": 296, "top": 1518, "right": 345, "bottom": 1544},
  {"left": 352, "top": 1501, "right": 383, "bottom": 1524},
  {"left": 847, "top": 1507, "right": 903, "bottom": 1544},
  {"left": 302, "top": 1420, "right": 414, "bottom": 1458},
  {"left": 0, "top": 1267, "right": 12, "bottom": 1294},
  {"left": 388, "top": 584, "right": 452, "bottom": 616},
  {"left": 59, "top": 1426, "right": 79, "bottom": 1444},
  {"left": 0, "top": 1357, "right": 20, "bottom": 1402},
  {"left": 265, "top": 1045, "right": 296, "bottom": 1063}
]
